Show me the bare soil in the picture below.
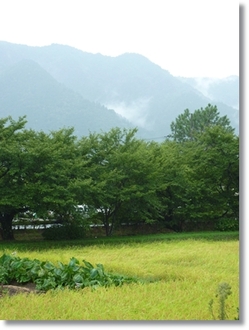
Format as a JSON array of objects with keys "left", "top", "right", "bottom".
[{"left": 0, "top": 281, "right": 40, "bottom": 297}]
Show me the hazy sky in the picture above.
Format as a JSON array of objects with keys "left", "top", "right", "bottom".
[{"left": 0, "top": 0, "right": 239, "bottom": 78}]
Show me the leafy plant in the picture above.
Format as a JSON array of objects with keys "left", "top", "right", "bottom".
[
  {"left": 214, "top": 218, "right": 239, "bottom": 232},
  {"left": 0, "top": 254, "right": 139, "bottom": 292}
]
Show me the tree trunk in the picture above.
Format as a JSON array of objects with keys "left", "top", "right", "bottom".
[
  {"left": 163, "top": 207, "right": 174, "bottom": 230},
  {"left": 102, "top": 208, "right": 116, "bottom": 236},
  {"left": 104, "top": 222, "right": 109, "bottom": 236},
  {"left": 104, "top": 216, "right": 113, "bottom": 236},
  {"left": 102, "top": 213, "right": 110, "bottom": 237},
  {"left": 0, "top": 212, "right": 15, "bottom": 240}
]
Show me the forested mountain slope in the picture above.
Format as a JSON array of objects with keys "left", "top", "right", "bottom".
[{"left": 0, "top": 41, "right": 239, "bottom": 138}]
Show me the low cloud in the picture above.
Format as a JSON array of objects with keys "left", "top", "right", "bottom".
[{"left": 105, "top": 97, "right": 153, "bottom": 129}]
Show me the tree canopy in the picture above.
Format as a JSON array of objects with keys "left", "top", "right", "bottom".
[
  {"left": 0, "top": 105, "right": 239, "bottom": 240},
  {"left": 169, "top": 104, "right": 234, "bottom": 142},
  {"left": 76, "top": 127, "right": 161, "bottom": 235},
  {"left": 0, "top": 116, "right": 80, "bottom": 239}
]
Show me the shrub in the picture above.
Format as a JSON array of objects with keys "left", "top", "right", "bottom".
[
  {"left": 214, "top": 218, "right": 239, "bottom": 231},
  {"left": 42, "top": 224, "right": 86, "bottom": 240}
]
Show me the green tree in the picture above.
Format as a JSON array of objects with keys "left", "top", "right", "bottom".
[
  {"left": 187, "top": 125, "right": 239, "bottom": 227},
  {"left": 77, "top": 127, "right": 160, "bottom": 236},
  {"left": 158, "top": 126, "right": 239, "bottom": 231},
  {"left": 160, "top": 104, "right": 239, "bottom": 231},
  {"left": 169, "top": 104, "right": 234, "bottom": 142},
  {"left": 0, "top": 116, "right": 28, "bottom": 239},
  {"left": 150, "top": 140, "right": 196, "bottom": 232},
  {"left": 0, "top": 116, "right": 80, "bottom": 240}
]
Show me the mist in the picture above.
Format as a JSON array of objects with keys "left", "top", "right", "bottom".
[
  {"left": 105, "top": 97, "right": 153, "bottom": 130},
  {"left": 179, "top": 76, "right": 239, "bottom": 110}
]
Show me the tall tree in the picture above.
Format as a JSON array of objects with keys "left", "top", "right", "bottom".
[
  {"left": 160, "top": 104, "right": 239, "bottom": 231},
  {"left": 0, "top": 116, "right": 28, "bottom": 239},
  {"left": 186, "top": 125, "right": 239, "bottom": 225},
  {"left": 0, "top": 116, "right": 80, "bottom": 240},
  {"left": 169, "top": 104, "right": 234, "bottom": 142},
  {"left": 77, "top": 127, "right": 160, "bottom": 236},
  {"left": 151, "top": 140, "right": 197, "bottom": 232}
]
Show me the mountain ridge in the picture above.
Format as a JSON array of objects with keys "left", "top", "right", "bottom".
[
  {"left": 0, "top": 57, "right": 139, "bottom": 137},
  {"left": 0, "top": 41, "right": 239, "bottom": 138}
]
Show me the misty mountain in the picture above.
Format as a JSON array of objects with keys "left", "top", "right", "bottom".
[
  {"left": 0, "top": 41, "right": 239, "bottom": 139},
  {"left": 0, "top": 58, "right": 136, "bottom": 137},
  {"left": 178, "top": 76, "right": 239, "bottom": 110}
]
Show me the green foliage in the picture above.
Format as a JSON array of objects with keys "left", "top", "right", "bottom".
[
  {"left": 214, "top": 218, "right": 239, "bottom": 231},
  {"left": 77, "top": 127, "right": 161, "bottom": 235},
  {"left": 42, "top": 224, "right": 86, "bottom": 240},
  {"left": 153, "top": 140, "right": 197, "bottom": 231},
  {"left": 0, "top": 103, "right": 239, "bottom": 239},
  {"left": 234, "top": 307, "right": 240, "bottom": 320},
  {"left": 209, "top": 282, "right": 235, "bottom": 320},
  {"left": 188, "top": 126, "right": 239, "bottom": 222},
  {"left": 0, "top": 254, "right": 139, "bottom": 292},
  {"left": 158, "top": 123, "right": 239, "bottom": 230},
  {"left": 0, "top": 115, "right": 84, "bottom": 240},
  {"left": 169, "top": 104, "right": 234, "bottom": 142}
]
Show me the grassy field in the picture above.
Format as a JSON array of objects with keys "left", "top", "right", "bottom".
[{"left": 0, "top": 231, "right": 239, "bottom": 321}]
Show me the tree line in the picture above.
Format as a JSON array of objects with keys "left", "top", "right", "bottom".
[{"left": 0, "top": 104, "right": 239, "bottom": 240}]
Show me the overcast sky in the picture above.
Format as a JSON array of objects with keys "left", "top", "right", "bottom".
[{"left": 0, "top": 0, "right": 239, "bottom": 78}]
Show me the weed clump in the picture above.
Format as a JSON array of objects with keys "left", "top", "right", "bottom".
[{"left": 209, "top": 282, "right": 239, "bottom": 320}]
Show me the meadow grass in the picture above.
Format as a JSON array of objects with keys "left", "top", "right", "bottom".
[{"left": 0, "top": 232, "right": 239, "bottom": 320}]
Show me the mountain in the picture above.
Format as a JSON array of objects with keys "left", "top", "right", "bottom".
[
  {"left": 0, "top": 41, "right": 239, "bottom": 139},
  {"left": 0, "top": 58, "right": 136, "bottom": 137},
  {"left": 178, "top": 76, "right": 239, "bottom": 110}
]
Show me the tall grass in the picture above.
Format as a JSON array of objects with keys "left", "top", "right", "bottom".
[{"left": 0, "top": 232, "right": 239, "bottom": 320}]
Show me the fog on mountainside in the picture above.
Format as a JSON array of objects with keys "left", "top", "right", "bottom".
[
  {"left": 178, "top": 76, "right": 239, "bottom": 110},
  {"left": 0, "top": 58, "right": 136, "bottom": 137},
  {"left": 0, "top": 41, "right": 239, "bottom": 139}
]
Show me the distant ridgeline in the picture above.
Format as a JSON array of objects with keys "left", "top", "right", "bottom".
[{"left": 0, "top": 41, "right": 239, "bottom": 140}]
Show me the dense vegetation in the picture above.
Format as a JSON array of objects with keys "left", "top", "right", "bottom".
[
  {"left": 0, "top": 104, "right": 239, "bottom": 240},
  {"left": 0, "top": 253, "right": 139, "bottom": 291}
]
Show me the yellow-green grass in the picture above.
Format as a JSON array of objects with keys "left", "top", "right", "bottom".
[{"left": 0, "top": 235, "right": 239, "bottom": 320}]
